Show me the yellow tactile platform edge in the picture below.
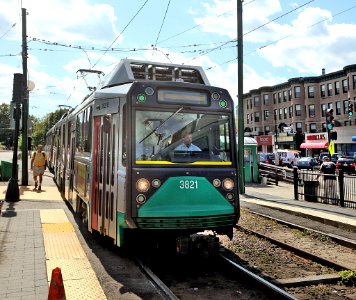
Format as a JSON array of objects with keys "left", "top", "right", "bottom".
[{"left": 41, "top": 209, "right": 107, "bottom": 300}]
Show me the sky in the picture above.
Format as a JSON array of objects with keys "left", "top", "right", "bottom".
[{"left": 1, "top": 0, "right": 356, "bottom": 118}]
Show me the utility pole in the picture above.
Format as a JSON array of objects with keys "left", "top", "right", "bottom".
[
  {"left": 237, "top": 0, "right": 245, "bottom": 194},
  {"left": 21, "top": 8, "right": 29, "bottom": 185}
]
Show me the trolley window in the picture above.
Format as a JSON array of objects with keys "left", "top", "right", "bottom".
[
  {"left": 157, "top": 89, "right": 208, "bottom": 105},
  {"left": 135, "top": 110, "right": 232, "bottom": 165}
]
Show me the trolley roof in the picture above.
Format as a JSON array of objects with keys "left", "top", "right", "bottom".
[{"left": 100, "top": 59, "right": 210, "bottom": 88}]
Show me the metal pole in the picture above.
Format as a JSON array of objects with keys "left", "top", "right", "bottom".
[
  {"left": 5, "top": 103, "right": 21, "bottom": 202},
  {"left": 21, "top": 8, "right": 29, "bottom": 185},
  {"left": 237, "top": 0, "right": 245, "bottom": 194}
]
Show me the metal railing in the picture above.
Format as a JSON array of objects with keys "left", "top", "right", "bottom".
[{"left": 258, "top": 164, "right": 356, "bottom": 209}]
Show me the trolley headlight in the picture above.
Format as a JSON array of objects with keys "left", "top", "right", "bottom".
[
  {"left": 212, "top": 178, "right": 221, "bottom": 188},
  {"left": 152, "top": 178, "right": 161, "bottom": 188},
  {"left": 136, "top": 178, "right": 150, "bottom": 192},
  {"left": 222, "top": 178, "right": 234, "bottom": 191}
]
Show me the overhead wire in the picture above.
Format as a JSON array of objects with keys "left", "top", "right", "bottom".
[
  {"left": 0, "top": 23, "right": 16, "bottom": 40},
  {"left": 91, "top": 0, "right": 149, "bottom": 69}
]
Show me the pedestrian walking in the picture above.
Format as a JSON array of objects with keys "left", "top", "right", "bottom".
[
  {"left": 317, "top": 156, "right": 339, "bottom": 203},
  {"left": 30, "top": 144, "right": 47, "bottom": 191}
]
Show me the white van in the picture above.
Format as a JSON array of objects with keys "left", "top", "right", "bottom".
[{"left": 275, "top": 150, "right": 301, "bottom": 167}]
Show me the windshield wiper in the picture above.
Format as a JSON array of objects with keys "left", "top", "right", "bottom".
[{"left": 139, "top": 107, "right": 183, "bottom": 144}]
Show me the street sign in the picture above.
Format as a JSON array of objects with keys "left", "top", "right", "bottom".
[{"left": 328, "top": 139, "right": 335, "bottom": 156}]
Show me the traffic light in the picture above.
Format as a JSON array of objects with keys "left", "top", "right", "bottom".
[
  {"left": 348, "top": 102, "right": 354, "bottom": 117},
  {"left": 12, "top": 73, "right": 24, "bottom": 104},
  {"left": 326, "top": 108, "right": 334, "bottom": 130},
  {"left": 329, "top": 131, "right": 337, "bottom": 141}
]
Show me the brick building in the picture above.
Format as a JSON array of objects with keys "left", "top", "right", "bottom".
[{"left": 242, "top": 64, "right": 356, "bottom": 155}]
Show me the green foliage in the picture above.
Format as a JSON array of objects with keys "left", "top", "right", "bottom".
[
  {"left": 31, "top": 108, "right": 68, "bottom": 147},
  {"left": 339, "top": 270, "right": 356, "bottom": 286}
]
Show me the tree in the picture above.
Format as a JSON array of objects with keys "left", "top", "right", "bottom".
[
  {"left": 0, "top": 103, "right": 14, "bottom": 147},
  {"left": 31, "top": 108, "right": 68, "bottom": 147}
]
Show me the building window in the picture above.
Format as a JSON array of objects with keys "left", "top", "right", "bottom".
[
  {"left": 288, "top": 89, "right": 292, "bottom": 101},
  {"left": 278, "top": 92, "right": 282, "bottom": 103},
  {"left": 336, "top": 101, "right": 341, "bottom": 115},
  {"left": 264, "top": 110, "right": 269, "bottom": 121},
  {"left": 283, "top": 91, "right": 287, "bottom": 102},
  {"left": 295, "top": 104, "right": 302, "bottom": 116},
  {"left": 250, "top": 98, "right": 252, "bottom": 108},
  {"left": 250, "top": 114, "right": 253, "bottom": 122},
  {"left": 344, "top": 120, "right": 349, "bottom": 126},
  {"left": 322, "top": 123, "right": 327, "bottom": 132},
  {"left": 335, "top": 81, "right": 340, "bottom": 95},
  {"left": 274, "top": 109, "right": 277, "bottom": 121},
  {"left": 343, "top": 100, "right": 349, "bottom": 115},
  {"left": 284, "top": 107, "right": 288, "bottom": 119},
  {"left": 263, "top": 94, "right": 269, "bottom": 105},
  {"left": 254, "top": 112, "right": 260, "bottom": 122},
  {"left": 246, "top": 99, "right": 249, "bottom": 110},
  {"left": 254, "top": 96, "right": 260, "bottom": 107},
  {"left": 327, "top": 83, "right": 332, "bottom": 96},
  {"left": 246, "top": 114, "right": 249, "bottom": 124},
  {"left": 342, "top": 79, "right": 348, "bottom": 93},
  {"left": 353, "top": 75, "right": 356, "bottom": 89},
  {"left": 289, "top": 106, "right": 293, "bottom": 118},
  {"left": 320, "top": 84, "right": 325, "bottom": 98},
  {"left": 308, "top": 104, "right": 315, "bottom": 117},
  {"left": 307, "top": 86, "right": 315, "bottom": 98},
  {"left": 294, "top": 86, "right": 301, "bottom": 98},
  {"left": 321, "top": 103, "right": 327, "bottom": 117},
  {"left": 296, "top": 122, "right": 302, "bottom": 133},
  {"left": 265, "top": 126, "right": 270, "bottom": 135},
  {"left": 310, "top": 123, "right": 317, "bottom": 133},
  {"left": 279, "top": 108, "right": 282, "bottom": 120},
  {"left": 273, "top": 93, "right": 277, "bottom": 104},
  {"left": 328, "top": 102, "right": 333, "bottom": 109}
]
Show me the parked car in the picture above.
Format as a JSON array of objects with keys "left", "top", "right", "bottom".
[
  {"left": 257, "top": 153, "right": 275, "bottom": 165},
  {"left": 336, "top": 157, "right": 356, "bottom": 174},
  {"left": 297, "top": 157, "right": 319, "bottom": 170},
  {"left": 318, "top": 152, "right": 342, "bottom": 164}
]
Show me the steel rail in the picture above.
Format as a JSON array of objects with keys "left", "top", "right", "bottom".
[{"left": 219, "top": 254, "right": 298, "bottom": 300}]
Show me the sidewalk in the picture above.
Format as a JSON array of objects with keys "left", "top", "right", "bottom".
[
  {"left": 0, "top": 167, "right": 106, "bottom": 299},
  {"left": 242, "top": 181, "right": 356, "bottom": 233}
]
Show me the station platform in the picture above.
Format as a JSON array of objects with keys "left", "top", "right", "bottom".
[
  {"left": 242, "top": 182, "right": 356, "bottom": 238},
  {"left": 0, "top": 169, "right": 107, "bottom": 300}
]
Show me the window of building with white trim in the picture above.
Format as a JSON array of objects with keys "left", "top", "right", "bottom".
[
  {"left": 353, "top": 75, "right": 356, "bottom": 89},
  {"left": 321, "top": 103, "right": 327, "bottom": 117},
  {"left": 295, "top": 104, "right": 302, "bottom": 116},
  {"left": 254, "top": 96, "right": 260, "bottom": 107},
  {"left": 327, "top": 83, "right": 332, "bottom": 96},
  {"left": 296, "top": 122, "right": 302, "bottom": 133},
  {"left": 263, "top": 94, "right": 269, "bottom": 105},
  {"left": 342, "top": 79, "right": 348, "bottom": 93},
  {"left": 336, "top": 101, "right": 341, "bottom": 115},
  {"left": 343, "top": 99, "right": 349, "bottom": 115},
  {"left": 328, "top": 102, "right": 333, "bottom": 109},
  {"left": 279, "top": 108, "right": 283, "bottom": 120},
  {"left": 264, "top": 110, "right": 269, "bottom": 120},
  {"left": 309, "top": 123, "right": 317, "bottom": 133},
  {"left": 307, "top": 86, "right": 314, "bottom": 98},
  {"left": 308, "top": 104, "right": 315, "bottom": 117},
  {"left": 283, "top": 91, "right": 287, "bottom": 102},
  {"left": 254, "top": 112, "right": 260, "bottom": 122},
  {"left": 294, "top": 86, "right": 301, "bottom": 98},
  {"left": 289, "top": 106, "right": 293, "bottom": 118},
  {"left": 320, "top": 84, "right": 325, "bottom": 97},
  {"left": 273, "top": 93, "right": 277, "bottom": 104},
  {"left": 284, "top": 107, "right": 288, "bottom": 119},
  {"left": 288, "top": 89, "right": 292, "bottom": 101},
  {"left": 246, "top": 114, "right": 249, "bottom": 124},
  {"left": 264, "top": 126, "right": 270, "bottom": 134},
  {"left": 335, "top": 81, "right": 340, "bottom": 95},
  {"left": 278, "top": 92, "right": 282, "bottom": 103}
]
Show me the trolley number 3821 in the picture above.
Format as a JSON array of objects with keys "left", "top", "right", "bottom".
[{"left": 179, "top": 180, "right": 198, "bottom": 189}]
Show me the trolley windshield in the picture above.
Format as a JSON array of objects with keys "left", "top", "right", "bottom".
[{"left": 135, "top": 110, "right": 232, "bottom": 165}]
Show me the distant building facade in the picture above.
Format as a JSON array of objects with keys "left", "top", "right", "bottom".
[{"left": 242, "top": 64, "right": 356, "bottom": 155}]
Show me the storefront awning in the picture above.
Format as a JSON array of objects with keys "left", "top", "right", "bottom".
[{"left": 300, "top": 142, "right": 328, "bottom": 149}]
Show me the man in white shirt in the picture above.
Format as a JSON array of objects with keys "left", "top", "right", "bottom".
[{"left": 175, "top": 131, "right": 201, "bottom": 152}]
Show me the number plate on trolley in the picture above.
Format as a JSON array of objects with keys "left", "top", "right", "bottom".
[{"left": 179, "top": 180, "right": 198, "bottom": 189}]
